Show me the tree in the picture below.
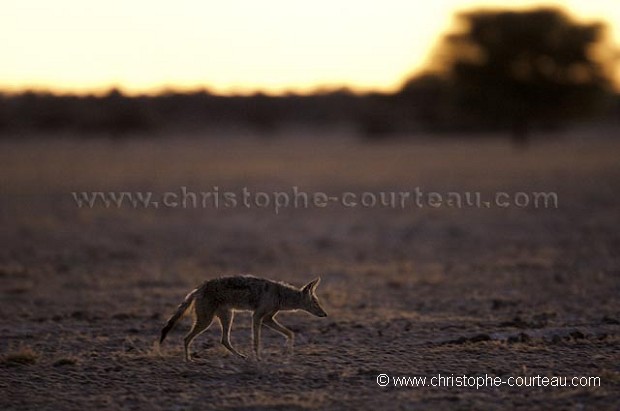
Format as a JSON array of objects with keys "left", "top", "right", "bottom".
[{"left": 431, "top": 8, "right": 615, "bottom": 144}]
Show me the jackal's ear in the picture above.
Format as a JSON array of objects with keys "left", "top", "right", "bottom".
[{"left": 302, "top": 277, "right": 321, "bottom": 294}]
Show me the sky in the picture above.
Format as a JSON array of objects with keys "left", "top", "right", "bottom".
[{"left": 1, "top": 0, "right": 618, "bottom": 95}]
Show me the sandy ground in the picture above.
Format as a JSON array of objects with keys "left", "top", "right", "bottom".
[{"left": 1, "top": 134, "right": 619, "bottom": 410}]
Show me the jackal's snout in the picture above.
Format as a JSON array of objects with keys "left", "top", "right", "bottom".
[
  {"left": 303, "top": 294, "right": 328, "bottom": 318},
  {"left": 302, "top": 277, "right": 328, "bottom": 318},
  {"left": 316, "top": 307, "right": 328, "bottom": 317}
]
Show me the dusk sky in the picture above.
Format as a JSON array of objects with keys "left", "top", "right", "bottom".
[{"left": 1, "top": 0, "right": 618, "bottom": 95}]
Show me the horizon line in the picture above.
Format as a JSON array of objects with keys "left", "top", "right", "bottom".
[{"left": 0, "top": 82, "right": 408, "bottom": 98}]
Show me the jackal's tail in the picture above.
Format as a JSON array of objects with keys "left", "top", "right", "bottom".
[{"left": 159, "top": 288, "right": 198, "bottom": 344}]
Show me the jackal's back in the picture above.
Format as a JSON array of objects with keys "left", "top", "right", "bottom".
[{"left": 201, "top": 275, "right": 297, "bottom": 311}]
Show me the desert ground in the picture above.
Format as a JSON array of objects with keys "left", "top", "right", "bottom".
[{"left": 1, "top": 132, "right": 619, "bottom": 410}]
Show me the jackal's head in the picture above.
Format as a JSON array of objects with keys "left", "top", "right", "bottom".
[{"left": 301, "top": 277, "right": 328, "bottom": 317}]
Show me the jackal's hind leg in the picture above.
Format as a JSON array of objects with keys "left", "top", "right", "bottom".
[
  {"left": 184, "top": 307, "right": 214, "bottom": 362},
  {"left": 252, "top": 311, "right": 267, "bottom": 360},
  {"left": 218, "top": 310, "right": 246, "bottom": 359}
]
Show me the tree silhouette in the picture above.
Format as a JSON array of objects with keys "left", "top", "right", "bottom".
[{"left": 433, "top": 8, "right": 615, "bottom": 144}]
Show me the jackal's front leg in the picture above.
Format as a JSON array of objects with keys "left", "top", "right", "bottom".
[{"left": 263, "top": 315, "right": 295, "bottom": 354}]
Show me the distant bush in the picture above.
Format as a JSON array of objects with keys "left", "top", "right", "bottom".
[{"left": 400, "top": 7, "right": 617, "bottom": 143}]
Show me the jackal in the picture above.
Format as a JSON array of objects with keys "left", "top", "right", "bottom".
[{"left": 159, "top": 275, "right": 327, "bottom": 361}]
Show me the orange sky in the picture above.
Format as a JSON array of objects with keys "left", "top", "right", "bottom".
[{"left": 1, "top": 0, "right": 618, "bottom": 95}]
